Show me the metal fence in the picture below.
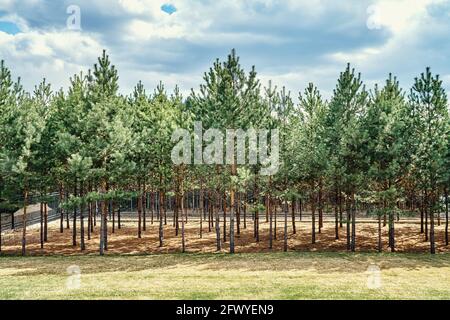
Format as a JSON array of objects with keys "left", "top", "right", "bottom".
[{"left": 2, "top": 191, "right": 433, "bottom": 233}]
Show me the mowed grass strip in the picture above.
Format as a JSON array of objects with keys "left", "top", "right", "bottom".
[{"left": 0, "top": 253, "right": 450, "bottom": 300}]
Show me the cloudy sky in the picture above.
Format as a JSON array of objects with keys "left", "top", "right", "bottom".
[{"left": 1, "top": 0, "right": 450, "bottom": 99}]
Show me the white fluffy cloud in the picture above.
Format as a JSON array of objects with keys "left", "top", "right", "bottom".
[
  {"left": 367, "top": 0, "right": 441, "bottom": 34},
  {"left": 0, "top": 30, "right": 103, "bottom": 90},
  {"left": 327, "top": 0, "right": 450, "bottom": 91},
  {"left": 0, "top": 0, "right": 449, "bottom": 97}
]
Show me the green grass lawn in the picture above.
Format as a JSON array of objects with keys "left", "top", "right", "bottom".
[{"left": 1, "top": 252, "right": 450, "bottom": 300}]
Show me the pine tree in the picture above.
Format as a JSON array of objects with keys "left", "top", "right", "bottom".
[
  {"left": 190, "top": 49, "right": 261, "bottom": 253},
  {"left": 410, "top": 68, "right": 448, "bottom": 254},
  {"left": 296, "top": 83, "right": 328, "bottom": 244},
  {"left": 363, "top": 74, "right": 405, "bottom": 252},
  {"left": 1, "top": 92, "right": 45, "bottom": 255},
  {"left": 326, "top": 64, "right": 367, "bottom": 252},
  {"left": 441, "top": 116, "right": 450, "bottom": 246},
  {"left": 0, "top": 60, "right": 13, "bottom": 111},
  {"left": 1, "top": 49, "right": 450, "bottom": 257},
  {"left": 84, "top": 50, "right": 128, "bottom": 255}
]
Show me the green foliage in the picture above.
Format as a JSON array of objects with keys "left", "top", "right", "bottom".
[
  {"left": 409, "top": 67, "right": 448, "bottom": 190},
  {"left": 0, "top": 49, "right": 449, "bottom": 255}
]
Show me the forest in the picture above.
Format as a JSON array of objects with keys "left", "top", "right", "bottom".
[{"left": 0, "top": 49, "right": 449, "bottom": 256}]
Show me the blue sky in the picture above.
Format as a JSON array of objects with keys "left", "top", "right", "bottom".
[
  {"left": 161, "top": 4, "right": 177, "bottom": 15},
  {"left": 0, "top": 21, "right": 21, "bottom": 34},
  {"left": 0, "top": 0, "right": 450, "bottom": 99}
]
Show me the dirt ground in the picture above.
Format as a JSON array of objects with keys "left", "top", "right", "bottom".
[{"left": 1, "top": 215, "right": 449, "bottom": 255}]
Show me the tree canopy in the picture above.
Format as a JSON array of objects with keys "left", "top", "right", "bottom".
[{"left": 0, "top": 50, "right": 449, "bottom": 256}]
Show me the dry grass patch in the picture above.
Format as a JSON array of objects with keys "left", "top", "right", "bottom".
[{"left": 0, "top": 252, "right": 450, "bottom": 300}]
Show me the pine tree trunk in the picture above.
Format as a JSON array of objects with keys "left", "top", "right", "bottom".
[
  {"left": 181, "top": 192, "right": 186, "bottom": 253},
  {"left": 291, "top": 196, "right": 296, "bottom": 235},
  {"left": 138, "top": 181, "right": 142, "bottom": 239},
  {"left": 88, "top": 183, "right": 93, "bottom": 237},
  {"left": 425, "top": 190, "right": 429, "bottom": 242},
  {"left": 175, "top": 188, "right": 180, "bottom": 236},
  {"left": 205, "top": 192, "right": 209, "bottom": 222},
  {"left": 163, "top": 191, "right": 168, "bottom": 226},
  {"left": 199, "top": 186, "right": 204, "bottom": 239},
  {"left": 255, "top": 209, "right": 260, "bottom": 242},
  {"left": 244, "top": 196, "right": 247, "bottom": 230},
  {"left": 215, "top": 194, "right": 221, "bottom": 251},
  {"left": 59, "top": 186, "right": 64, "bottom": 233},
  {"left": 91, "top": 200, "right": 95, "bottom": 233},
  {"left": 351, "top": 195, "right": 356, "bottom": 252},
  {"left": 339, "top": 193, "right": 343, "bottom": 228},
  {"left": 236, "top": 192, "right": 241, "bottom": 236},
  {"left": 158, "top": 188, "right": 164, "bottom": 247},
  {"left": 99, "top": 199, "right": 105, "bottom": 256},
  {"left": 172, "top": 193, "right": 176, "bottom": 228},
  {"left": 266, "top": 195, "right": 269, "bottom": 223},
  {"left": 378, "top": 212, "right": 382, "bottom": 253},
  {"left": 318, "top": 180, "right": 323, "bottom": 233},
  {"left": 284, "top": 201, "right": 288, "bottom": 252},
  {"left": 108, "top": 200, "right": 112, "bottom": 221},
  {"left": 420, "top": 193, "right": 424, "bottom": 234},
  {"left": 80, "top": 184, "right": 85, "bottom": 251},
  {"left": 192, "top": 191, "right": 195, "bottom": 221},
  {"left": 155, "top": 192, "right": 159, "bottom": 221},
  {"left": 389, "top": 211, "right": 395, "bottom": 252},
  {"left": 230, "top": 190, "right": 235, "bottom": 254},
  {"left": 334, "top": 188, "right": 339, "bottom": 240},
  {"left": 44, "top": 202, "right": 48, "bottom": 242},
  {"left": 118, "top": 206, "right": 121, "bottom": 230},
  {"left": 112, "top": 200, "right": 115, "bottom": 234},
  {"left": 346, "top": 198, "right": 351, "bottom": 251},
  {"left": 254, "top": 173, "right": 259, "bottom": 242},
  {"left": 65, "top": 191, "right": 70, "bottom": 229},
  {"left": 21, "top": 187, "right": 28, "bottom": 256},
  {"left": 299, "top": 198, "right": 303, "bottom": 221},
  {"left": 103, "top": 208, "right": 108, "bottom": 251},
  {"left": 430, "top": 189, "right": 436, "bottom": 254},
  {"left": 104, "top": 183, "right": 109, "bottom": 252},
  {"left": 311, "top": 192, "right": 316, "bottom": 245},
  {"left": 40, "top": 202, "right": 44, "bottom": 249},
  {"left": 230, "top": 161, "right": 237, "bottom": 254},
  {"left": 88, "top": 200, "right": 92, "bottom": 241},
  {"left": 211, "top": 195, "right": 214, "bottom": 232},
  {"left": 223, "top": 193, "right": 227, "bottom": 243},
  {"left": 438, "top": 196, "right": 441, "bottom": 227},
  {"left": 383, "top": 183, "right": 388, "bottom": 228},
  {"left": 143, "top": 187, "right": 147, "bottom": 231},
  {"left": 150, "top": 192, "right": 154, "bottom": 225},
  {"left": 73, "top": 182, "right": 77, "bottom": 247},
  {"left": 93, "top": 201, "right": 97, "bottom": 227},
  {"left": 269, "top": 196, "right": 273, "bottom": 249},
  {"left": 207, "top": 193, "right": 212, "bottom": 232},
  {"left": 274, "top": 202, "right": 277, "bottom": 241},
  {"left": 444, "top": 187, "right": 448, "bottom": 246}
]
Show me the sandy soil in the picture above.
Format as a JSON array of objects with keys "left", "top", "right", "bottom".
[{"left": 1, "top": 215, "right": 449, "bottom": 255}]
